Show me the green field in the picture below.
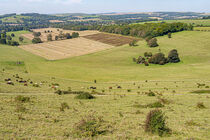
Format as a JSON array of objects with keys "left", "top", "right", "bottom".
[
  {"left": 6, "top": 31, "right": 32, "bottom": 45},
  {"left": 1, "top": 15, "right": 30, "bottom": 23},
  {"left": 0, "top": 30, "right": 210, "bottom": 139},
  {"left": 140, "top": 19, "right": 210, "bottom": 26}
]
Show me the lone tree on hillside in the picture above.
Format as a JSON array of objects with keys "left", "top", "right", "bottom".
[
  {"left": 32, "top": 37, "right": 42, "bottom": 44},
  {"left": 168, "top": 49, "right": 180, "bottom": 63},
  {"left": 6, "top": 35, "right": 12, "bottom": 41},
  {"left": 47, "top": 34, "right": 53, "bottom": 41},
  {"left": 11, "top": 33, "right": 15, "bottom": 37},
  {"left": 19, "top": 36, "right": 24, "bottom": 42},
  {"left": 147, "top": 38, "right": 159, "bottom": 47}
]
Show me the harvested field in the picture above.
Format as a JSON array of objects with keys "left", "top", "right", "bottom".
[
  {"left": 22, "top": 28, "right": 99, "bottom": 42},
  {"left": 83, "top": 33, "right": 141, "bottom": 46},
  {"left": 19, "top": 38, "right": 114, "bottom": 60}
]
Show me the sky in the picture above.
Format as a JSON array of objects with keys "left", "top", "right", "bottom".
[{"left": 0, "top": 0, "right": 210, "bottom": 14}]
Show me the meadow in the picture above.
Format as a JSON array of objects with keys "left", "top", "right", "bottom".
[{"left": 0, "top": 29, "right": 210, "bottom": 139}]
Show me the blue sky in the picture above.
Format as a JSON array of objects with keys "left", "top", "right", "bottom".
[{"left": 0, "top": 0, "right": 210, "bottom": 14}]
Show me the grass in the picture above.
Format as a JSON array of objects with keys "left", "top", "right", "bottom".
[
  {"left": 0, "top": 29, "right": 210, "bottom": 139},
  {"left": 0, "top": 93, "right": 209, "bottom": 139},
  {"left": 6, "top": 31, "right": 32, "bottom": 45}
]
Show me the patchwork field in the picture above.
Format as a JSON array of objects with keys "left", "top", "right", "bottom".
[
  {"left": 22, "top": 28, "right": 99, "bottom": 42},
  {"left": 19, "top": 38, "right": 114, "bottom": 60},
  {"left": 84, "top": 33, "right": 140, "bottom": 46}
]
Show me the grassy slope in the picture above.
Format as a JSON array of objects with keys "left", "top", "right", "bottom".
[
  {"left": 7, "top": 31, "right": 32, "bottom": 45},
  {"left": 139, "top": 19, "right": 210, "bottom": 26},
  {"left": 1, "top": 31, "right": 210, "bottom": 82}
]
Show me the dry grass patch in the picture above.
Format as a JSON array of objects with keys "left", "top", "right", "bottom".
[
  {"left": 19, "top": 38, "right": 114, "bottom": 60},
  {"left": 84, "top": 33, "right": 141, "bottom": 46}
]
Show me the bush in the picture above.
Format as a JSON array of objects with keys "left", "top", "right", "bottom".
[
  {"left": 168, "top": 49, "right": 180, "bottom": 63},
  {"left": 32, "top": 37, "right": 42, "bottom": 44},
  {"left": 144, "top": 52, "right": 153, "bottom": 58},
  {"left": 75, "top": 92, "right": 95, "bottom": 99},
  {"left": 129, "top": 40, "right": 138, "bottom": 46},
  {"left": 168, "top": 33, "right": 172, "bottom": 38},
  {"left": 73, "top": 115, "right": 107, "bottom": 138},
  {"left": 136, "top": 56, "right": 146, "bottom": 64},
  {"left": 60, "top": 102, "right": 70, "bottom": 111},
  {"left": 147, "top": 101, "right": 164, "bottom": 108},
  {"left": 197, "top": 102, "right": 206, "bottom": 109},
  {"left": 146, "top": 90, "right": 156, "bottom": 96},
  {"left": 33, "top": 32, "right": 41, "bottom": 37},
  {"left": 147, "top": 38, "right": 159, "bottom": 47},
  {"left": 148, "top": 53, "right": 167, "bottom": 65},
  {"left": 72, "top": 32, "right": 79, "bottom": 38},
  {"left": 55, "top": 90, "right": 88, "bottom": 95},
  {"left": 145, "top": 109, "right": 171, "bottom": 136},
  {"left": 15, "top": 95, "right": 30, "bottom": 103}
]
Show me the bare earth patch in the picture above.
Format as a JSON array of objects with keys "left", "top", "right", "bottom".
[
  {"left": 19, "top": 38, "right": 114, "bottom": 60},
  {"left": 83, "top": 33, "right": 140, "bottom": 46}
]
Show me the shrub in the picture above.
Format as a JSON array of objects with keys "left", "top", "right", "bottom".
[
  {"left": 15, "top": 95, "right": 30, "bottom": 103},
  {"left": 168, "top": 49, "right": 180, "bottom": 63},
  {"left": 145, "top": 109, "right": 171, "bottom": 136},
  {"left": 73, "top": 115, "right": 107, "bottom": 138},
  {"left": 146, "top": 90, "right": 156, "bottom": 96},
  {"left": 147, "top": 38, "right": 159, "bottom": 47},
  {"left": 144, "top": 52, "right": 153, "bottom": 58},
  {"left": 147, "top": 101, "right": 164, "bottom": 108},
  {"left": 32, "top": 37, "right": 42, "bottom": 44},
  {"left": 75, "top": 92, "right": 95, "bottom": 99},
  {"left": 168, "top": 33, "right": 172, "bottom": 38},
  {"left": 197, "top": 102, "right": 206, "bottom": 109},
  {"left": 47, "top": 34, "right": 53, "bottom": 41},
  {"left": 33, "top": 32, "right": 41, "bottom": 37},
  {"left": 144, "top": 61, "right": 149, "bottom": 66},
  {"left": 148, "top": 53, "right": 167, "bottom": 65},
  {"left": 60, "top": 102, "right": 70, "bottom": 111},
  {"left": 136, "top": 56, "right": 146, "bottom": 64},
  {"left": 129, "top": 40, "right": 138, "bottom": 46},
  {"left": 55, "top": 90, "right": 88, "bottom": 95},
  {"left": 72, "top": 32, "right": 79, "bottom": 38}
]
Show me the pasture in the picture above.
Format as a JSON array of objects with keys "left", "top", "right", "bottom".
[{"left": 0, "top": 29, "right": 210, "bottom": 139}]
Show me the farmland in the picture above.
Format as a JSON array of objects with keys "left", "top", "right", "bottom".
[
  {"left": 22, "top": 28, "right": 99, "bottom": 42},
  {"left": 20, "top": 38, "right": 114, "bottom": 60},
  {"left": 0, "top": 28, "right": 210, "bottom": 139},
  {"left": 84, "top": 33, "right": 140, "bottom": 46}
]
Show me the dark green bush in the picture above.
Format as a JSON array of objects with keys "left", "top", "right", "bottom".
[
  {"left": 197, "top": 102, "right": 206, "bottom": 109},
  {"left": 32, "top": 37, "right": 42, "bottom": 44},
  {"left": 147, "top": 38, "right": 159, "bottom": 47},
  {"left": 73, "top": 115, "right": 107, "bottom": 138},
  {"left": 168, "top": 49, "right": 180, "bottom": 63},
  {"left": 15, "top": 95, "right": 30, "bottom": 103},
  {"left": 144, "top": 52, "right": 153, "bottom": 58},
  {"left": 146, "top": 90, "right": 156, "bottom": 96},
  {"left": 145, "top": 109, "right": 171, "bottom": 136},
  {"left": 60, "top": 102, "right": 70, "bottom": 111},
  {"left": 147, "top": 101, "right": 165, "bottom": 108},
  {"left": 148, "top": 53, "right": 167, "bottom": 64},
  {"left": 75, "top": 92, "right": 95, "bottom": 99}
]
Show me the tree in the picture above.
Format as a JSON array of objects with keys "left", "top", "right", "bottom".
[
  {"left": 147, "top": 38, "right": 159, "bottom": 47},
  {"left": 6, "top": 35, "right": 12, "bottom": 41},
  {"left": 55, "top": 35, "right": 59, "bottom": 41},
  {"left": 19, "top": 36, "right": 24, "bottom": 42},
  {"left": 11, "top": 33, "right": 15, "bottom": 37},
  {"left": 148, "top": 53, "right": 167, "bottom": 64},
  {"left": 47, "top": 34, "right": 53, "bottom": 41},
  {"left": 33, "top": 32, "right": 41, "bottom": 37},
  {"left": 72, "top": 32, "right": 79, "bottom": 38},
  {"left": 168, "top": 49, "right": 180, "bottom": 63},
  {"left": 65, "top": 33, "right": 72, "bottom": 39},
  {"left": 0, "top": 38, "right": 6, "bottom": 44},
  {"left": 32, "top": 37, "right": 42, "bottom": 44}
]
